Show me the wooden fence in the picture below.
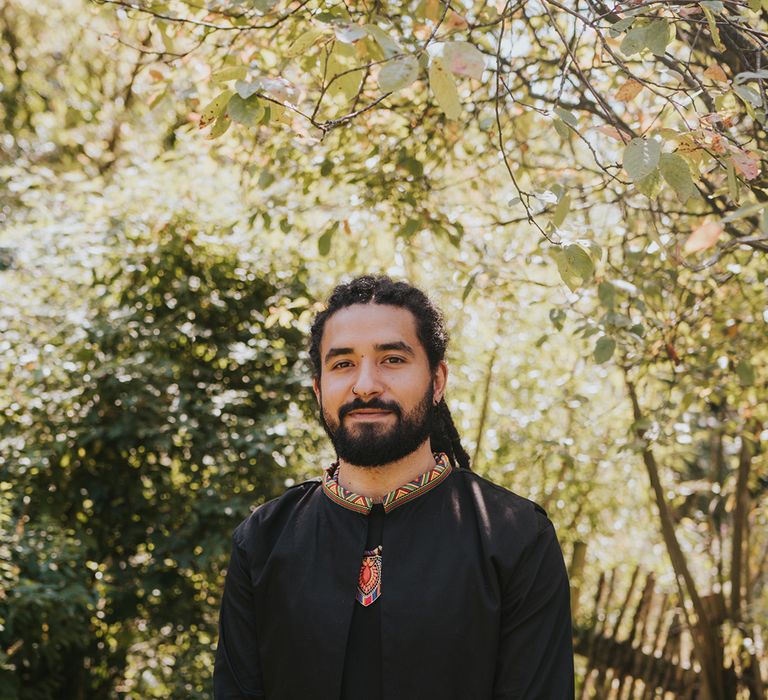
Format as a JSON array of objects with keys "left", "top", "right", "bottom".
[{"left": 572, "top": 562, "right": 765, "bottom": 699}]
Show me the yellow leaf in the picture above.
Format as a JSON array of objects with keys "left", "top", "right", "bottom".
[
  {"left": 198, "top": 90, "right": 233, "bottom": 128},
  {"left": 703, "top": 64, "right": 728, "bottom": 82},
  {"left": 684, "top": 221, "right": 723, "bottom": 253},
  {"left": 325, "top": 45, "right": 362, "bottom": 102},
  {"left": 429, "top": 57, "right": 462, "bottom": 120},
  {"left": 206, "top": 114, "right": 231, "bottom": 139},
  {"left": 424, "top": 0, "right": 440, "bottom": 21},
  {"left": 286, "top": 28, "right": 326, "bottom": 58},
  {"left": 211, "top": 66, "right": 248, "bottom": 83},
  {"left": 615, "top": 78, "right": 643, "bottom": 101},
  {"left": 702, "top": 7, "right": 726, "bottom": 52},
  {"left": 676, "top": 136, "right": 706, "bottom": 165}
]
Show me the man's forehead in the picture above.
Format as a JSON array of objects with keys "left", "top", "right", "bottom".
[{"left": 321, "top": 303, "right": 421, "bottom": 351}]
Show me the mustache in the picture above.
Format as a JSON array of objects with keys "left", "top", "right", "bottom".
[{"left": 338, "top": 398, "right": 402, "bottom": 420}]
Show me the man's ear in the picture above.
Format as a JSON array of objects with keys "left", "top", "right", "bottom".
[
  {"left": 312, "top": 376, "right": 321, "bottom": 404},
  {"left": 433, "top": 361, "right": 448, "bottom": 404}
]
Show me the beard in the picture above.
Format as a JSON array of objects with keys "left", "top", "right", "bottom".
[{"left": 320, "top": 382, "right": 435, "bottom": 468}]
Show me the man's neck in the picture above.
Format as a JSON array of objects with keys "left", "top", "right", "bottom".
[{"left": 337, "top": 441, "right": 437, "bottom": 501}]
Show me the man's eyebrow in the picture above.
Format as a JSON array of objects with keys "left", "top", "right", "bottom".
[
  {"left": 375, "top": 341, "right": 415, "bottom": 356},
  {"left": 324, "top": 347, "right": 353, "bottom": 363}
]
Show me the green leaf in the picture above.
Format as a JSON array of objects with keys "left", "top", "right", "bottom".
[
  {"left": 594, "top": 336, "right": 616, "bottom": 364},
  {"left": 733, "top": 70, "right": 768, "bottom": 84},
  {"left": 609, "top": 16, "right": 636, "bottom": 37},
  {"left": 645, "top": 19, "right": 674, "bottom": 56},
  {"left": 198, "top": 90, "right": 234, "bottom": 128},
  {"left": 736, "top": 360, "right": 755, "bottom": 386},
  {"left": 659, "top": 153, "right": 696, "bottom": 201},
  {"left": 598, "top": 281, "right": 616, "bottom": 309},
  {"left": 733, "top": 84, "right": 763, "bottom": 107},
  {"left": 157, "top": 20, "right": 175, "bottom": 54},
  {"left": 722, "top": 202, "right": 768, "bottom": 225},
  {"left": 552, "top": 193, "right": 571, "bottom": 228},
  {"left": 549, "top": 307, "right": 566, "bottom": 331},
  {"left": 429, "top": 57, "right": 462, "bottom": 120},
  {"left": 462, "top": 273, "right": 477, "bottom": 302},
  {"left": 258, "top": 170, "right": 275, "bottom": 188},
  {"left": 550, "top": 243, "right": 595, "bottom": 292},
  {"left": 364, "top": 24, "right": 401, "bottom": 58},
  {"left": 399, "top": 218, "right": 421, "bottom": 238},
  {"left": 553, "top": 118, "right": 570, "bottom": 140},
  {"left": 620, "top": 26, "right": 647, "bottom": 56},
  {"left": 235, "top": 80, "right": 260, "bottom": 99},
  {"left": 226, "top": 94, "right": 265, "bottom": 126},
  {"left": 318, "top": 222, "right": 338, "bottom": 256},
  {"left": 333, "top": 21, "right": 367, "bottom": 44},
  {"left": 378, "top": 56, "right": 420, "bottom": 93},
  {"left": 554, "top": 106, "right": 578, "bottom": 128},
  {"left": 727, "top": 160, "right": 739, "bottom": 202},
  {"left": 582, "top": 239, "right": 603, "bottom": 265},
  {"left": 623, "top": 137, "right": 662, "bottom": 181},
  {"left": 636, "top": 168, "right": 662, "bottom": 198},
  {"left": 400, "top": 156, "right": 424, "bottom": 177},
  {"left": 251, "top": 0, "right": 278, "bottom": 11}
]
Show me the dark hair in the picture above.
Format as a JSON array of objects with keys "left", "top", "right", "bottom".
[{"left": 309, "top": 275, "right": 471, "bottom": 470}]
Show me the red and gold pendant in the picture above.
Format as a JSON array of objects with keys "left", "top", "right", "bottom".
[{"left": 356, "top": 545, "right": 382, "bottom": 606}]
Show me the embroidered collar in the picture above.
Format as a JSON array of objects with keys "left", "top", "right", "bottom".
[{"left": 322, "top": 453, "right": 452, "bottom": 514}]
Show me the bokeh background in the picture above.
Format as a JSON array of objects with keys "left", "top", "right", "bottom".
[{"left": 1, "top": 0, "right": 766, "bottom": 697}]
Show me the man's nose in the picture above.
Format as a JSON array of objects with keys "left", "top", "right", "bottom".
[{"left": 353, "top": 360, "right": 383, "bottom": 397}]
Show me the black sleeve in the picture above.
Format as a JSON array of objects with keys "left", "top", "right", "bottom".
[
  {"left": 493, "top": 511, "right": 575, "bottom": 699},
  {"left": 213, "top": 531, "right": 266, "bottom": 700}
]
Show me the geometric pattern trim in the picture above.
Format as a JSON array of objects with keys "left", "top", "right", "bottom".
[{"left": 322, "top": 452, "right": 452, "bottom": 514}]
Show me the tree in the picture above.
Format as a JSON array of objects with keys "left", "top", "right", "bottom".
[
  {"left": 1, "top": 0, "right": 766, "bottom": 696},
  {"left": 1, "top": 221, "right": 313, "bottom": 698}
]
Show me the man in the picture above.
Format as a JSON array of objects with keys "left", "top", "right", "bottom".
[{"left": 214, "top": 275, "right": 574, "bottom": 699}]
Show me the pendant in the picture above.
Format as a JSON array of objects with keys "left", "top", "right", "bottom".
[{"left": 356, "top": 545, "right": 382, "bottom": 606}]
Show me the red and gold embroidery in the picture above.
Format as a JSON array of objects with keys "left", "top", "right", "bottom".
[
  {"left": 322, "top": 453, "right": 452, "bottom": 514},
  {"left": 356, "top": 545, "right": 382, "bottom": 606}
]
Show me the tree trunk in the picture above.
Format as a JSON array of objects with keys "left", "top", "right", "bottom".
[
  {"left": 730, "top": 428, "right": 753, "bottom": 621},
  {"left": 471, "top": 343, "right": 498, "bottom": 471},
  {"left": 624, "top": 374, "right": 730, "bottom": 700}
]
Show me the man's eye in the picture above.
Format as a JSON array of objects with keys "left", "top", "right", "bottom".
[
  {"left": 332, "top": 361, "right": 352, "bottom": 369},
  {"left": 384, "top": 356, "right": 405, "bottom": 364}
]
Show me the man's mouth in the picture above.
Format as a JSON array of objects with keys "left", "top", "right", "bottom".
[{"left": 346, "top": 409, "right": 393, "bottom": 420}]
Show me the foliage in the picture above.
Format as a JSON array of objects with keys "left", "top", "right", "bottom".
[
  {"left": 88, "top": 0, "right": 768, "bottom": 268},
  {"left": 0, "top": 0, "right": 766, "bottom": 697},
  {"left": 1, "top": 221, "right": 313, "bottom": 698}
]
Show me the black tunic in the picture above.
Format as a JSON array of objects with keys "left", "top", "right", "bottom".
[{"left": 213, "top": 461, "right": 574, "bottom": 699}]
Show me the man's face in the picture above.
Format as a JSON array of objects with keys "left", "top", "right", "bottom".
[{"left": 313, "top": 303, "right": 447, "bottom": 467}]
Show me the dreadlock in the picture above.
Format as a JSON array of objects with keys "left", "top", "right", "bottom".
[{"left": 309, "top": 275, "right": 471, "bottom": 471}]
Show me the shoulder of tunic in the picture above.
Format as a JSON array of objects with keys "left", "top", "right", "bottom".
[
  {"left": 232, "top": 478, "right": 322, "bottom": 552},
  {"left": 449, "top": 469, "right": 552, "bottom": 552}
]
